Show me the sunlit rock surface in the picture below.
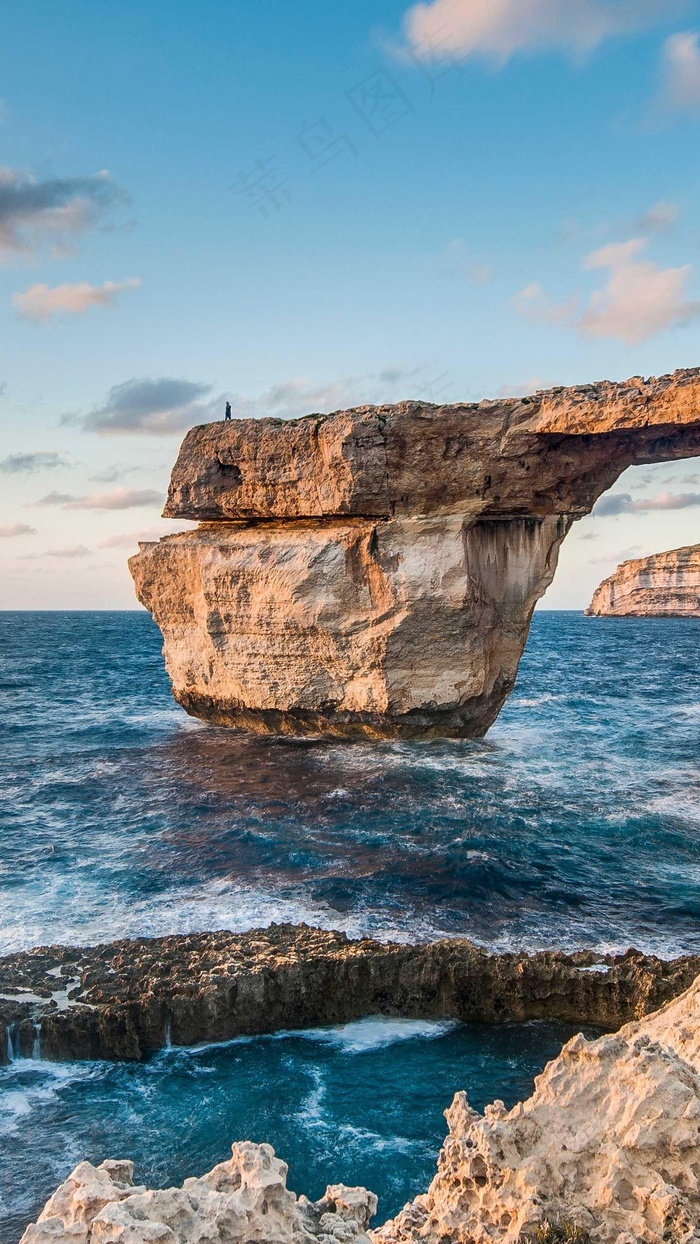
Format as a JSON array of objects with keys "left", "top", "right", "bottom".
[
  {"left": 587, "top": 543, "right": 700, "bottom": 617},
  {"left": 131, "top": 368, "right": 700, "bottom": 738},
  {"left": 24, "top": 972, "right": 700, "bottom": 1244},
  {"left": 374, "top": 973, "right": 700, "bottom": 1244},
  {"left": 21, "top": 1142, "right": 377, "bottom": 1244}
]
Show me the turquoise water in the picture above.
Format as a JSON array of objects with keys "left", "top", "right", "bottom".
[
  {"left": 0, "top": 610, "right": 698, "bottom": 1239},
  {"left": 0, "top": 1016, "right": 601, "bottom": 1241}
]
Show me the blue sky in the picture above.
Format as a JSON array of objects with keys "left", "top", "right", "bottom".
[{"left": 1, "top": 0, "right": 700, "bottom": 607}]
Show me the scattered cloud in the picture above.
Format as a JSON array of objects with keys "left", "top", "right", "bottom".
[
  {"left": 634, "top": 200, "right": 679, "bottom": 232},
  {"left": 0, "top": 522, "right": 36, "bottom": 537},
  {"left": 14, "top": 278, "right": 140, "bottom": 323},
  {"left": 588, "top": 545, "right": 642, "bottom": 564},
  {"left": 436, "top": 239, "right": 491, "bottom": 284},
  {"left": 70, "top": 365, "right": 458, "bottom": 437},
  {"left": 0, "top": 168, "right": 128, "bottom": 258},
  {"left": 46, "top": 545, "right": 91, "bottom": 558},
  {"left": 510, "top": 282, "right": 576, "bottom": 326},
  {"left": 98, "top": 522, "right": 195, "bottom": 549},
  {"left": 228, "top": 367, "right": 457, "bottom": 417},
  {"left": 0, "top": 451, "right": 69, "bottom": 474},
  {"left": 497, "top": 376, "right": 549, "bottom": 398},
  {"left": 659, "top": 31, "right": 700, "bottom": 111},
  {"left": 401, "top": 0, "right": 685, "bottom": 64},
  {"left": 70, "top": 377, "right": 215, "bottom": 435},
  {"left": 33, "top": 487, "right": 163, "bottom": 511},
  {"left": 594, "top": 490, "right": 700, "bottom": 516},
  {"left": 88, "top": 463, "right": 154, "bottom": 483}
]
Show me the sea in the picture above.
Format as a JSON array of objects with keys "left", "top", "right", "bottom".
[{"left": 1, "top": 610, "right": 699, "bottom": 1239}]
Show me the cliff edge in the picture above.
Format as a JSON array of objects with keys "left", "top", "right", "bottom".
[
  {"left": 586, "top": 543, "right": 700, "bottom": 617},
  {"left": 130, "top": 368, "right": 700, "bottom": 738}
]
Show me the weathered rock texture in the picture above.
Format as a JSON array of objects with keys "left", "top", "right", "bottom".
[
  {"left": 375, "top": 972, "right": 700, "bottom": 1244},
  {"left": 131, "top": 368, "right": 700, "bottom": 738},
  {"left": 21, "top": 1141, "right": 377, "bottom": 1244},
  {"left": 23, "top": 968, "right": 700, "bottom": 1244},
  {"left": 587, "top": 543, "right": 700, "bottom": 617},
  {"left": 2, "top": 923, "right": 699, "bottom": 1064}
]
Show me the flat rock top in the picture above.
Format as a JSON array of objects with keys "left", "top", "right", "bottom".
[
  {"left": 162, "top": 368, "right": 700, "bottom": 522},
  {"left": 0, "top": 923, "right": 693, "bottom": 1018}
]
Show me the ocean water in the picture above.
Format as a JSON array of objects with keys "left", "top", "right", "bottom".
[
  {"left": 1, "top": 609, "right": 698, "bottom": 1238},
  {"left": 0, "top": 1016, "right": 601, "bottom": 1241},
  {"left": 1, "top": 610, "right": 700, "bottom": 956}
]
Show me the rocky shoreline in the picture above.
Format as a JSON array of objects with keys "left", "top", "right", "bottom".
[
  {"left": 22, "top": 967, "right": 700, "bottom": 1244},
  {"left": 3, "top": 923, "right": 699, "bottom": 1063}
]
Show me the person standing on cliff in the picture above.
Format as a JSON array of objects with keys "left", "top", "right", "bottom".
[{"left": 224, "top": 401, "right": 232, "bottom": 420}]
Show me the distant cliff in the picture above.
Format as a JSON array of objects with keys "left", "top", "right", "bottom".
[{"left": 586, "top": 544, "right": 700, "bottom": 617}]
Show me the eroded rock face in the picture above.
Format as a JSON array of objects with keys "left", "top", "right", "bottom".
[
  {"left": 24, "top": 969, "right": 700, "bottom": 1244},
  {"left": 374, "top": 973, "right": 700, "bottom": 1244},
  {"left": 130, "top": 515, "right": 569, "bottom": 738},
  {"left": 2, "top": 924, "right": 699, "bottom": 1064},
  {"left": 21, "top": 1141, "right": 377, "bottom": 1244},
  {"left": 131, "top": 368, "right": 700, "bottom": 738},
  {"left": 587, "top": 543, "right": 700, "bottom": 617}
]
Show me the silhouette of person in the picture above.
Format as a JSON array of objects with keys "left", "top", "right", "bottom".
[{"left": 224, "top": 401, "right": 232, "bottom": 421}]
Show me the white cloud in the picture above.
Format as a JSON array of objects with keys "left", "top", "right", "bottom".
[
  {"left": 594, "top": 490, "right": 700, "bottom": 516},
  {"left": 659, "top": 31, "right": 700, "bottom": 110},
  {"left": 401, "top": 0, "right": 684, "bottom": 64},
  {"left": 579, "top": 237, "right": 700, "bottom": 344},
  {"left": 34, "top": 487, "right": 163, "bottom": 511},
  {"left": 14, "top": 278, "right": 140, "bottom": 323},
  {"left": 0, "top": 168, "right": 127, "bottom": 258},
  {"left": 0, "top": 522, "right": 36, "bottom": 537}
]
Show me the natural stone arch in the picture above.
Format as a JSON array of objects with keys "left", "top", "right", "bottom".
[{"left": 131, "top": 369, "right": 700, "bottom": 738}]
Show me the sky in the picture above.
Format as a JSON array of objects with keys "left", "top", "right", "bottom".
[{"left": 1, "top": 0, "right": 700, "bottom": 608}]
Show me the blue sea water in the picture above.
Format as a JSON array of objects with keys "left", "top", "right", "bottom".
[
  {"left": 1, "top": 610, "right": 700, "bottom": 955},
  {"left": 1, "top": 1016, "right": 601, "bottom": 1241},
  {"left": 0, "top": 609, "right": 698, "bottom": 1239}
]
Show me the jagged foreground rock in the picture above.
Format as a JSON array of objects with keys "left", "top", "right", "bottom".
[
  {"left": 131, "top": 368, "right": 700, "bottom": 738},
  {"left": 376, "top": 974, "right": 700, "bottom": 1244},
  {"left": 587, "top": 543, "right": 700, "bottom": 617},
  {"left": 21, "top": 1141, "right": 377, "bottom": 1244},
  {"left": 24, "top": 972, "right": 700, "bottom": 1244}
]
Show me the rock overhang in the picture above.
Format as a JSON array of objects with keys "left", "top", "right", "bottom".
[
  {"left": 162, "top": 368, "right": 700, "bottom": 524},
  {"left": 131, "top": 367, "right": 700, "bottom": 739}
]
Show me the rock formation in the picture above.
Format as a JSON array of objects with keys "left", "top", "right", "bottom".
[
  {"left": 586, "top": 543, "right": 700, "bottom": 617},
  {"left": 23, "top": 966, "right": 700, "bottom": 1244},
  {"left": 2, "top": 924, "right": 699, "bottom": 1063},
  {"left": 375, "top": 972, "right": 700, "bottom": 1244},
  {"left": 21, "top": 1141, "right": 377, "bottom": 1244},
  {"left": 131, "top": 368, "right": 700, "bottom": 738}
]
